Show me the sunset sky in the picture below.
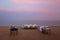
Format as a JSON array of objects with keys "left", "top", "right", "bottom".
[{"left": 0, "top": 0, "right": 60, "bottom": 21}]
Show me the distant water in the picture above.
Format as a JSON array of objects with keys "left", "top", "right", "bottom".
[{"left": 0, "top": 20, "right": 60, "bottom": 26}]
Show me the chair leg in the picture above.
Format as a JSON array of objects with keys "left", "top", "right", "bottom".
[
  {"left": 16, "top": 30, "right": 18, "bottom": 35},
  {"left": 10, "top": 31, "right": 12, "bottom": 36}
]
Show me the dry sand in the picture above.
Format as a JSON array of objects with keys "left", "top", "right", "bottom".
[{"left": 0, "top": 26, "right": 60, "bottom": 40}]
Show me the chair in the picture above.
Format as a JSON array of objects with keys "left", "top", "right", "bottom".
[{"left": 10, "top": 25, "right": 18, "bottom": 36}]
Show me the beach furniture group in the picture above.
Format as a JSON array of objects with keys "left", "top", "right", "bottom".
[
  {"left": 10, "top": 24, "right": 51, "bottom": 36},
  {"left": 23, "top": 24, "right": 38, "bottom": 29},
  {"left": 40, "top": 26, "right": 51, "bottom": 33}
]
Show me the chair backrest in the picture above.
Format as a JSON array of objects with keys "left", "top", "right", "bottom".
[{"left": 10, "top": 25, "right": 18, "bottom": 31}]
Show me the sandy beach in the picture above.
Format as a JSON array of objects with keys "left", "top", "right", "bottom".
[{"left": 0, "top": 26, "right": 60, "bottom": 40}]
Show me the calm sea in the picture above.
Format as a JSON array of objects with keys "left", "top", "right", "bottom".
[{"left": 0, "top": 20, "right": 60, "bottom": 26}]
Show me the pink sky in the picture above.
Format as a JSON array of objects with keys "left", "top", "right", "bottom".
[
  {"left": 0, "top": 0, "right": 60, "bottom": 21},
  {"left": 0, "top": 0, "right": 60, "bottom": 12}
]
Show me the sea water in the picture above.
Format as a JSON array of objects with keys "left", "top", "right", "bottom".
[{"left": 0, "top": 20, "right": 60, "bottom": 26}]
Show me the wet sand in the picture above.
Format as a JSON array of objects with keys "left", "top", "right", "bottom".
[{"left": 0, "top": 26, "right": 60, "bottom": 40}]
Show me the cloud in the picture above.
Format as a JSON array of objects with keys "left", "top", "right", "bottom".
[
  {"left": 0, "top": 6, "right": 59, "bottom": 14},
  {"left": 9, "top": 0, "right": 60, "bottom": 11},
  {"left": 10, "top": 0, "right": 60, "bottom": 5},
  {"left": 0, "top": 0, "right": 60, "bottom": 13}
]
